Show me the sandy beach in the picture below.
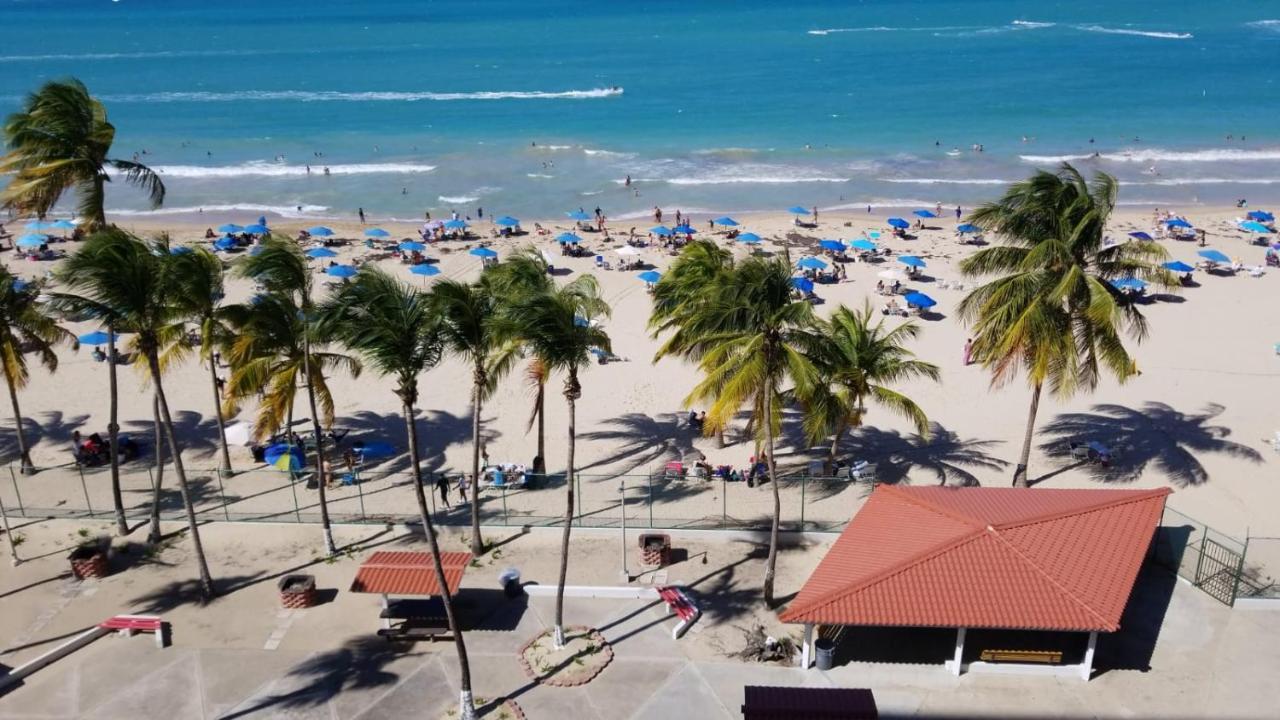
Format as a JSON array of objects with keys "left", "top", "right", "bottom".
[{"left": 1, "top": 202, "right": 1275, "bottom": 541}]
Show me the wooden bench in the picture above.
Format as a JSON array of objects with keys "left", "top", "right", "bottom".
[
  {"left": 657, "top": 586, "right": 700, "bottom": 639},
  {"left": 378, "top": 598, "right": 450, "bottom": 642},
  {"left": 99, "top": 614, "right": 168, "bottom": 648},
  {"left": 978, "top": 649, "right": 1063, "bottom": 664},
  {"left": 377, "top": 620, "right": 450, "bottom": 642}
]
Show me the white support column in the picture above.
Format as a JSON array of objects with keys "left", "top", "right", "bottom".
[
  {"left": 801, "top": 623, "right": 814, "bottom": 669},
  {"left": 951, "top": 627, "right": 966, "bottom": 676},
  {"left": 381, "top": 594, "right": 390, "bottom": 630},
  {"left": 1080, "top": 631, "right": 1097, "bottom": 681}
]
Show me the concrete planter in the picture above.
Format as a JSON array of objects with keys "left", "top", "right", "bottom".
[
  {"left": 278, "top": 574, "right": 317, "bottom": 609},
  {"left": 68, "top": 545, "right": 109, "bottom": 580}
]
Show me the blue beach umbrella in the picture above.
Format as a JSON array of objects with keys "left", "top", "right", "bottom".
[
  {"left": 169, "top": 246, "right": 193, "bottom": 255},
  {"left": 737, "top": 232, "right": 762, "bottom": 245},
  {"left": 1247, "top": 210, "right": 1274, "bottom": 222},
  {"left": 650, "top": 225, "right": 673, "bottom": 237},
  {"left": 913, "top": 209, "right": 937, "bottom": 218},
  {"left": 307, "top": 226, "right": 334, "bottom": 237},
  {"left": 1165, "top": 218, "right": 1193, "bottom": 229},
  {"left": 77, "top": 330, "right": 116, "bottom": 346},
  {"left": 217, "top": 223, "right": 243, "bottom": 234},
  {"left": 673, "top": 224, "right": 696, "bottom": 234},
  {"left": 1110, "top": 277, "right": 1147, "bottom": 291},
  {"left": 12, "top": 279, "right": 28, "bottom": 291},
  {"left": 903, "top": 292, "right": 937, "bottom": 309},
  {"left": 556, "top": 232, "right": 581, "bottom": 244},
  {"left": 243, "top": 224, "right": 269, "bottom": 235},
  {"left": 23, "top": 221, "right": 51, "bottom": 231},
  {"left": 637, "top": 270, "right": 662, "bottom": 284},
  {"left": 264, "top": 444, "right": 305, "bottom": 472},
  {"left": 1128, "top": 231, "right": 1154, "bottom": 241},
  {"left": 398, "top": 241, "right": 427, "bottom": 252},
  {"left": 1197, "top": 249, "right": 1231, "bottom": 264},
  {"left": 566, "top": 210, "right": 592, "bottom": 221},
  {"left": 791, "top": 276, "right": 814, "bottom": 293},
  {"left": 469, "top": 247, "right": 498, "bottom": 259},
  {"left": 495, "top": 215, "right": 521, "bottom": 227},
  {"left": 787, "top": 206, "right": 810, "bottom": 215},
  {"left": 49, "top": 219, "right": 77, "bottom": 231},
  {"left": 868, "top": 231, "right": 882, "bottom": 239},
  {"left": 213, "top": 236, "right": 238, "bottom": 251},
  {"left": 796, "top": 257, "right": 828, "bottom": 270},
  {"left": 897, "top": 255, "right": 926, "bottom": 268},
  {"left": 819, "top": 239, "right": 847, "bottom": 252},
  {"left": 364, "top": 227, "right": 390, "bottom": 238},
  {"left": 410, "top": 263, "right": 441, "bottom": 277},
  {"left": 713, "top": 216, "right": 738, "bottom": 227},
  {"left": 1239, "top": 221, "right": 1271, "bottom": 234},
  {"left": 326, "top": 264, "right": 358, "bottom": 278},
  {"left": 351, "top": 441, "right": 396, "bottom": 459},
  {"left": 443, "top": 219, "right": 469, "bottom": 230},
  {"left": 956, "top": 223, "right": 980, "bottom": 234},
  {"left": 305, "top": 247, "right": 338, "bottom": 258},
  {"left": 17, "top": 233, "right": 47, "bottom": 248},
  {"left": 850, "top": 238, "right": 877, "bottom": 251},
  {"left": 887, "top": 217, "right": 909, "bottom": 229},
  {"left": 1162, "top": 261, "right": 1195, "bottom": 273}
]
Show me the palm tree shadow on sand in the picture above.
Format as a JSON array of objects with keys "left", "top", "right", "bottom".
[
  {"left": 1035, "top": 402, "right": 1263, "bottom": 488},
  {"left": 825, "top": 422, "right": 1008, "bottom": 499},
  {"left": 578, "top": 411, "right": 698, "bottom": 475}
]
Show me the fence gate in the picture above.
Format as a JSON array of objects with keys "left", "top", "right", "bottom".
[{"left": 1195, "top": 536, "right": 1244, "bottom": 605}]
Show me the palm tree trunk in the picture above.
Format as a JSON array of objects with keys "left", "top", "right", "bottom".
[
  {"left": 302, "top": 337, "right": 335, "bottom": 556},
  {"left": 554, "top": 372, "right": 580, "bottom": 649},
  {"left": 146, "top": 350, "right": 216, "bottom": 598},
  {"left": 87, "top": 174, "right": 107, "bottom": 230},
  {"left": 468, "top": 364, "right": 484, "bottom": 556},
  {"left": 4, "top": 370, "right": 33, "bottom": 474},
  {"left": 826, "top": 419, "right": 847, "bottom": 476},
  {"left": 403, "top": 399, "right": 474, "bottom": 720},
  {"left": 1012, "top": 382, "right": 1042, "bottom": 488},
  {"left": 106, "top": 331, "right": 127, "bottom": 536},
  {"left": 762, "top": 388, "right": 781, "bottom": 608},
  {"left": 535, "top": 382, "right": 545, "bottom": 468},
  {"left": 209, "top": 354, "right": 232, "bottom": 474},
  {"left": 147, "top": 392, "right": 165, "bottom": 544}
]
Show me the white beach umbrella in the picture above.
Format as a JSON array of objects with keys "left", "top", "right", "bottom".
[
  {"left": 878, "top": 269, "right": 907, "bottom": 281},
  {"left": 224, "top": 421, "right": 254, "bottom": 447},
  {"left": 615, "top": 246, "right": 641, "bottom": 256}
]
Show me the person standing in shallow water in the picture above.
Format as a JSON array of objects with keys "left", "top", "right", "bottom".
[
  {"left": 955, "top": 206, "right": 962, "bottom": 220},
  {"left": 358, "top": 207, "right": 366, "bottom": 224}
]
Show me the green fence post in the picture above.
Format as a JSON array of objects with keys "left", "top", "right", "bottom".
[
  {"left": 8, "top": 465, "right": 25, "bottom": 517},
  {"left": 427, "top": 472, "right": 437, "bottom": 516},
  {"left": 78, "top": 465, "right": 93, "bottom": 518},
  {"left": 1231, "top": 536, "right": 1249, "bottom": 605},
  {"left": 502, "top": 486, "right": 509, "bottom": 526},
  {"left": 289, "top": 473, "right": 302, "bottom": 523},
  {"left": 215, "top": 470, "right": 231, "bottom": 522},
  {"left": 647, "top": 475, "right": 654, "bottom": 528},
  {"left": 721, "top": 475, "right": 727, "bottom": 528},
  {"left": 800, "top": 476, "right": 807, "bottom": 531},
  {"left": 356, "top": 474, "right": 367, "bottom": 523},
  {"left": 575, "top": 474, "right": 583, "bottom": 527}
]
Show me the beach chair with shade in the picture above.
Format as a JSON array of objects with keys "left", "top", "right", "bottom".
[{"left": 849, "top": 462, "right": 877, "bottom": 482}]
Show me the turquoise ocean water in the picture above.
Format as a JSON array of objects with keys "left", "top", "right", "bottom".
[{"left": 2, "top": 0, "right": 1279, "bottom": 221}]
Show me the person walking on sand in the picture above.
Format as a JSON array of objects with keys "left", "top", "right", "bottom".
[
  {"left": 654, "top": 206, "right": 663, "bottom": 223},
  {"left": 955, "top": 205, "right": 962, "bottom": 220},
  {"left": 358, "top": 207, "right": 366, "bottom": 224},
  {"left": 436, "top": 473, "right": 451, "bottom": 507},
  {"left": 812, "top": 206, "right": 819, "bottom": 225},
  {"left": 963, "top": 338, "right": 973, "bottom": 366}
]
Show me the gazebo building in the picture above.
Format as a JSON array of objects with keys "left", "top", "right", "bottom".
[{"left": 782, "top": 485, "right": 1170, "bottom": 679}]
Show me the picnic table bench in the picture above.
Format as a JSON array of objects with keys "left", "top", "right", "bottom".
[
  {"left": 978, "top": 649, "right": 1063, "bottom": 664},
  {"left": 377, "top": 598, "right": 451, "bottom": 643},
  {"left": 99, "top": 614, "right": 168, "bottom": 648},
  {"left": 657, "top": 586, "right": 700, "bottom": 639}
]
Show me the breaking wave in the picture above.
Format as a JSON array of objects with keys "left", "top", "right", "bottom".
[
  {"left": 99, "top": 88, "right": 624, "bottom": 103},
  {"left": 143, "top": 162, "right": 437, "bottom": 178},
  {"left": 1021, "top": 148, "right": 1280, "bottom": 163},
  {"left": 1074, "top": 25, "right": 1192, "bottom": 40},
  {"left": 109, "top": 203, "right": 329, "bottom": 218}
]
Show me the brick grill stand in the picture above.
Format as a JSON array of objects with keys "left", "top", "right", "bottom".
[
  {"left": 68, "top": 546, "right": 109, "bottom": 580},
  {"left": 639, "top": 534, "right": 670, "bottom": 567},
  {"left": 278, "top": 575, "right": 317, "bottom": 609}
]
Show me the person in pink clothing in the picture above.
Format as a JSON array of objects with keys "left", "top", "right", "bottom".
[{"left": 963, "top": 338, "right": 974, "bottom": 366}]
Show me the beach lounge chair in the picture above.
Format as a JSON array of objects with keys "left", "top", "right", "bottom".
[
  {"left": 1069, "top": 442, "right": 1091, "bottom": 462},
  {"left": 849, "top": 462, "right": 876, "bottom": 482}
]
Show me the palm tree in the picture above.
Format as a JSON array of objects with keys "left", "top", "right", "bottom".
[
  {"left": 958, "top": 164, "right": 1172, "bottom": 487},
  {"left": 800, "top": 303, "right": 940, "bottom": 473},
  {"left": 222, "top": 293, "right": 359, "bottom": 555},
  {"left": 524, "top": 358, "right": 548, "bottom": 474},
  {"left": 320, "top": 269, "right": 476, "bottom": 720},
  {"left": 160, "top": 247, "right": 237, "bottom": 474},
  {"left": 660, "top": 257, "right": 821, "bottom": 607},
  {"left": 1, "top": 79, "right": 164, "bottom": 229},
  {"left": 500, "top": 276, "right": 610, "bottom": 648},
  {"left": 54, "top": 229, "right": 215, "bottom": 597},
  {"left": 0, "top": 271, "right": 75, "bottom": 476}
]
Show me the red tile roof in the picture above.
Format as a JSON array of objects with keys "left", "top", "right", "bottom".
[
  {"left": 780, "top": 486, "right": 1170, "bottom": 632},
  {"left": 349, "top": 550, "right": 471, "bottom": 596}
]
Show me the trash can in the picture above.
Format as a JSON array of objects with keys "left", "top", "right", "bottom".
[
  {"left": 499, "top": 567, "right": 523, "bottom": 598},
  {"left": 814, "top": 638, "right": 835, "bottom": 670}
]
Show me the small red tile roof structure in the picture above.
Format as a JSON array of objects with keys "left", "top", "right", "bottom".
[
  {"left": 349, "top": 550, "right": 471, "bottom": 596},
  {"left": 781, "top": 485, "right": 1170, "bottom": 632}
]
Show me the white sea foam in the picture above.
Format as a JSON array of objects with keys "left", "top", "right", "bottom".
[
  {"left": 0, "top": 49, "right": 279, "bottom": 63},
  {"left": 583, "top": 148, "right": 635, "bottom": 159},
  {"left": 1011, "top": 20, "right": 1056, "bottom": 29},
  {"left": 1247, "top": 20, "right": 1280, "bottom": 33},
  {"left": 532, "top": 145, "right": 575, "bottom": 151},
  {"left": 142, "top": 162, "right": 437, "bottom": 178},
  {"left": 880, "top": 178, "right": 1012, "bottom": 185},
  {"left": 1021, "top": 148, "right": 1280, "bottom": 163},
  {"left": 109, "top": 203, "right": 329, "bottom": 218},
  {"left": 526, "top": 173, "right": 555, "bottom": 179},
  {"left": 1126, "top": 178, "right": 1280, "bottom": 186},
  {"left": 808, "top": 25, "right": 970, "bottom": 35},
  {"left": 437, "top": 195, "right": 479, "bottom": 204},
  {"left": 823, "top": 199, "right": 942, "bottom": 210},
  {"left": 693, "top": 147, "right": 764, "bottom": 155},
  {"left": 1074, "top": 25, "right": 1192, "bottom": 40},
  {"left": 667, "top": 175, "right": 849, "bottom": 185},
  {"left": 100, "top": 88, "right": 624, "bottom": 103}
]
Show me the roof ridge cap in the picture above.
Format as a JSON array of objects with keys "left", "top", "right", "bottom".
[
  {"left": 782, "top": 524, "right": 983, "bottom": 622},
  {"left": 986, "top": 525, "right": 1115, "bottom": 630},
  {"left": 993, "top": 487, "right": 1172, "bottom": 531},
  {"left": 879, "top": 484, "right": 987, "bottom": 529}
]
